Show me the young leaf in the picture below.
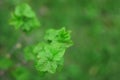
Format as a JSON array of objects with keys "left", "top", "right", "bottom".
[
  {"left": 10, "top": 3, "right": 40, "bottom": 31},
  {"left": 24, "top": 27, "right": 73, "bottom": 74},
  {"left": 44, "top": 27, "right": 73, "bottom": 47}
]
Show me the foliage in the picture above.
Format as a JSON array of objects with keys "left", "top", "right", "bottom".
[
  {"left": 10, "top": 3, "right": 73, "bottom": 74},
  {"left": 1, "top": 0, "right": 120, "bottom": 80},
  {"left": 25, "top": 27, "right": 73, "bottom": 74},
  {"left": 10, "top": 3, "right": 40, "bottom": 31}
]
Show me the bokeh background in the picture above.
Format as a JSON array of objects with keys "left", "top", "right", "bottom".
[{"left": 0, "top": 0, "right": 120, "bottom": 80}]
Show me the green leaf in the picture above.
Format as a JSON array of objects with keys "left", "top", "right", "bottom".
[
  {"left": 44, "top": 27, "right": 73, "bottom": 47},
  {"left": 24, "top": 27, "right": 73, "bottom": 74},
  {"left": 15, "top": 3, "right": 35, "bottom": 17},
  {"left": 36, "top": 59, "right": 57, "bottom": 74},
  {"left": 10, "top": 3, "right": 40, "bottom": 31}
]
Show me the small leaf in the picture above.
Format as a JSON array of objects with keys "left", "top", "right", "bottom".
[{"left": 10, "top": 3, "right": 40, "bottom": 32}]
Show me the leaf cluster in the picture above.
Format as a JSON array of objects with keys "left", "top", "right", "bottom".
[
  {"left": 10, "top": 3, "right": 40, "bottom": 31},
  {"left": 10, "top": 3, "right": 73, "bottom": 74},
  {"left": 25, "top": 27, "right": 73, "bottom": 74}
]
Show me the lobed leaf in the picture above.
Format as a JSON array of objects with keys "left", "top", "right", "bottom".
[
  {"left": 24, "top": 27, "right": 73, "bottom": 74},
  {"left": 10, "top": 3, "right": 40, "bottom": 31}
]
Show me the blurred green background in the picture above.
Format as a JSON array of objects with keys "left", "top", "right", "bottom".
[{"left": 0, "top": 0, "right": 120, "bottom": 80}]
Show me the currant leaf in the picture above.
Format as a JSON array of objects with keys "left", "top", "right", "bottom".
[{"left": 10, "top": 3, "right": 40, "bottom": 31}]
